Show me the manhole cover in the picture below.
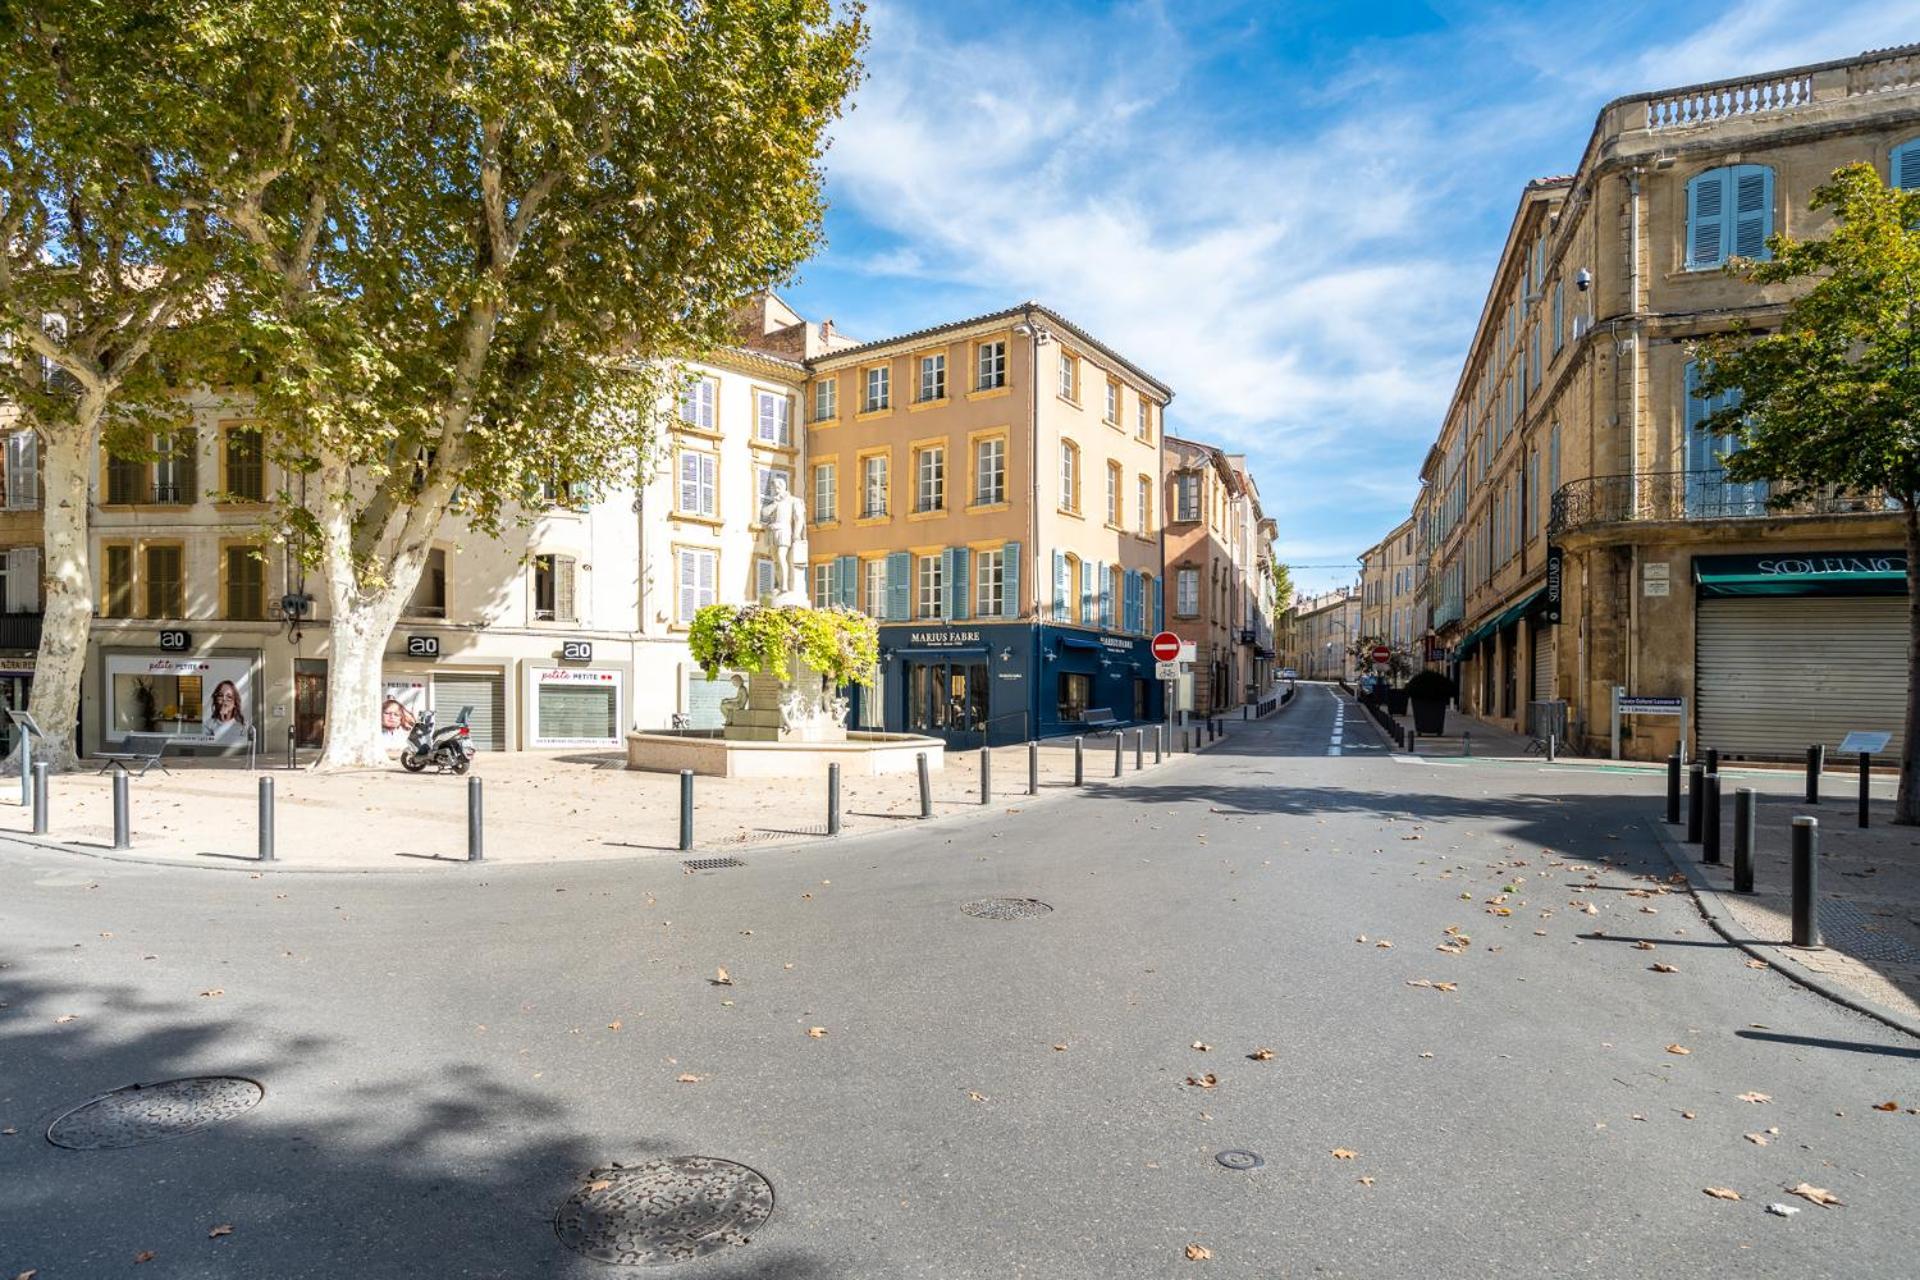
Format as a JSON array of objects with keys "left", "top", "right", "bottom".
[
  {"left": 683, "top": 856, "right": 747, "bottom": 871},
  {"left": 46, "top": 1077, "right": 263, "bottom": 1150},
  {"left": 960, "top": 897, "right": 1053, "bottom": 921},
  {"left": 1215, "top": 1149, "right": 1265, "bottom": 1171},
  {"left": 554, "top": 1157, "right": 774, "bottom": 1266}
]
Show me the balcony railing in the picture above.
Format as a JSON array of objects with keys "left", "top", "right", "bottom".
[{"left": 1549, "top": 470, "right": 1890, "bottom": 538}]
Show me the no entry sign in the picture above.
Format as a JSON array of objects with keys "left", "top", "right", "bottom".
[
  {"left": 1151, "top": 631, "right": 1182, "bottom": 662},
  {"left": 1370, "top": 644, "right": 1391, "bottom": 666}
]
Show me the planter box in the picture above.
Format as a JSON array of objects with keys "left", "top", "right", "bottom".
[
  {"left": 1411, "top": 698, "right": 1447, "bottom": 736},
  {"left": 1386, "top": 689, "right": 1409, "bottom": 716}
]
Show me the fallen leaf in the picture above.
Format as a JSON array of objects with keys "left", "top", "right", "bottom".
[
  {"left": 1666, "top": 1044, "right": 1691, "bottom": 1055},
  {"left": 1185, "top": 1073, "right": 1218, "bottom": 1089},
  {"left": 1704, "top": 1187, "right": 1742, "bottom": 1201},
  {"left": 1737, "top": 1092, "right": 1772, "bottom": 1104},
  {"left": 1418, "top": 1051, "right": 1434, "bottom": 1058},
  {"left": 1744, "top": 1132, "right": 1770, "bottom": 1145},
  {"left": 1786, "top": 1182, "right": 1843, "bottom": 1207},
  {"left": 1633, "top": 941, "right": 1657, "bottom": 951},
  {"left": 1357, "top": 1176, "right": 1375, "bottom": 1186},
  {"left": 1872, "top": 1101, "right": 1899, "bottom": 1112},
  {"left": 1374, "top": 940, "right": 1393, "bottom": 949},
  {"left": 607, "top": 1020, "right": 622, "bottom": 1031},
  {"left": 1191, "top": 1041, "right": 1211, "bottom": 1052},
  {"left": 966, "top": 1090, "right": 988, "bottom": 1103},
  {"left": 714, "top": 967, "right": 733, "bottom": 985},
  {"left": 199, "top": 989, "right": 224, "bottom": 998},
  {"left": 207, "top": 1225, "right": 233, "bottom": 1238},
  {"left": 807, "top": 1027, "right": 828, "bottom": 1038},
  {"left": 1651, "top": 964, "right": 1679, "bottom": 974},
  {"left": 53, "top": 1014, "right": 77, "bottom": 1024},
  {"left": 1681, "top": 1111, "right": 1696, "bottom": 1120},
  {"left": 1247, "top": 1048, "right": 1275, "bottom": 1061},
  {"left": 586, "top": 1179, "right": 612, "bottom": 1192},
  {"left": 675, "top": 1073, "right": 704, "bottom": 1084},
  {"left": 1354, "top": 935, "right": 1367, "bottom": 943},
  {"left": 1051, "top": 1043, "right": 1067, "bottom": 1051},
  {"left": 134, "top": 1253, "right": 155, "bottom": 1264},
  {"left": 1745, "top": 958, "right": 1769, "bottom": 969},
  {"left": 1766, "top": 1203, "right": 1801, "bottom": 1217},
  {"left": 1331, "top": 1148, "right": 1358, "bottom": 1160},
  {"left": 14, "top": 1270, "right": 38, "bottom": 1279},
  {"left": 1185, "top": 1244, "right": 1212, "bottom": 1261}
]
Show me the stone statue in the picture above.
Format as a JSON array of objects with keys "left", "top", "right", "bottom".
[{"left": 757, "top": 474, "right": 809, "bottom": 603}]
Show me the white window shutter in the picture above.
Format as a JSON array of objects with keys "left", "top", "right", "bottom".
[
  {"left": 555, "top": 555, "right": 577, "bottom": 622},
  {"left": 5, "top": 546, "right": 37, "bottom": 613},
  {"left": 5, "top": 431, "right": 37, "bottom": 510}
]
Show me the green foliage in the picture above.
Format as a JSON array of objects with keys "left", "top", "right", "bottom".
[
  {"left": 1270, "top": 559, "right": 1294, "bottom": 611},
  {"left": 1405, "top": 669, "right": 1456, "bottom": 701},
  {"left": 689, "top": 604, "right": 879, "bottom": 687}
]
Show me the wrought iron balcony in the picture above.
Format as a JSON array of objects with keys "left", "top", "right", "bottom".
[{"left": 1548, "top": 470, "right": 1889, "bottom": 539}]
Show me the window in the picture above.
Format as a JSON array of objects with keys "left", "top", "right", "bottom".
[
  {"left": 918, "top": 353, "right": 946, "bottom": 403},
  {"left": 408, "top": 547, "right": 447, "bottom": 618},
  {"left": 976, "top": 339, "right": 1006, "bottom": 390},
  {"left": 861, "top": 454, "right": 888, "bottom": 518},
  {"left": 976, "top": 548, "right": 1004, "bottom": 618},
  {"left": 1174, "top": 472, "right": 1200, "bottom": 521},
  {"left": 812, "top": 462, "right": 836, "bottom": 524},
  {"left": 224, "top": 546, "right": 268, "bottom": 620},
  {"left": 1894, "top": 137, "right": 1920, "bottom": 190},
  {"left": 143, "top": 544, "right": 183, "bottom": 618},
  {"left": 863, "top": 365, "right": 890, "bottom": 412},
  {"left": 1137, "top": 476, "right": 1151, "bottom": 535},
  {"left": 1058, "top": 671, "right": 1091, "bottom": 722},
  {"left": 0, "top": 546, "right": 39, "bottom": 614},
  {"left": 1176, "top": 567, "right": 1199, "bottom": 616},
  {"left": 147, "top": 430, "right": 196, "bottom": 503},
  {"left": 3, "top": 430, "right": 38, "bottom": 511},
  {"left": 532, "top": 553, "right": 577, "bottom": 623},
  {"left": 219, "top": 428, "right": 264, "bottom": 503},
  {"left": 677, "top": 548, "right": 716, "bottom": 622},
  {"left": 917, "top": 553, "right": 943, "bottom": 620},
  {"left": 1551, "top": 282, "right": 1564, "bottom": 354},
  {"left": 1106, "top": 460, "right": 1122, "bottom": 526},
  {"left": 1062, "top": 553, "right": 1082, "bottom": 622},
  {"left": 914, "top": 445, "right": 945, "bottom": 513},
  {"left": 105, "top": 450, "right": 145, "bottom": 505},
  {"left": 1059, "top": 440, "right": 1080, "bottom": 512},
  {"left": 676, "top": 449, "right": 716, "bottom": 518},
  {"left": 754, "top": 390, "right": 792, "bottom": 446},
  {"left": 813, "top": 378, "right": 836, "bottom": 422},
  {"left": 1104, "top": 379, "right": 1119, "bottom": 424},
  {"left": 1136, "top": 399, "right": 1150, "bottom": 441},
  {"left": 973, "top": 436, "right": 1005, "bottom": 506},
  {"left": 681, "top": 377, "right": 716, "bottom": 429},
  {"left": 1684, "top": 359, "right": 1768, "bottom": 517},
  {"left": 811, "top": 562, "right": 832, "bottom": 609},
  {"left": 1057, "top": 351, "right": 1077, "bottom": 400},
  {"left": 1686, "top": 164, "right": 1774, "bottom": 270},
  {"left": 863, "top": 558, "right": 886, "bottom": 618}
]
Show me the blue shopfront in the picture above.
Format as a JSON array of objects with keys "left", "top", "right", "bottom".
[{"left": 855, "top": 622, "right": 1163, "bottom": 747}]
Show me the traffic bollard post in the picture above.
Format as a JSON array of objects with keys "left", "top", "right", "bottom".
[
  {"left": 1154, "top": 726, "right": 1163, "bottom": 763},
  {"left": 1027, "top": 740, "right": 1038, "bottom": 795},
  {"left": 1805, "top": 744, "right": 1823, "bottom": 804},
  {"left": 1113, "top": 733, "right": 1122, "bottom": 778},
  {"left": 30, "top": 761, "right": 48, "bottom": 835},
  {"left": 916, "top": 753, "right": 931, "bottom": 819},
  {"left": 1702, "top": 773, "right": 1722, "bottom": 864},
  {"left": 1546, "top": 733, "right": 1556, "bottom": 763},
  {"left": 980, "top": 749, "right": 992, "bottom": 804},
  {"left": 287, "top": 725, "right": 297, "bottom": 770},
  {"left": 467, "top": 776, "right": 484, "bottom": 861},
  {"left": 257, "top": 776, "right": 275, "bottom": 861},
  {"left": 1134, "top": 729, "right": 1143, "bottom": 771},
  {"left": 1705, "top": 747, "right": 1719, "bottom": 775},
  {"left": 1733, "top": 787, "right": 1756, "bottom": 893},
  {"left": 1791, "top": 816, "right": 1820, "bottom": 947},
  {"left": 1858, "top": 751, "right": 1871, "bottom": 829},
  {"left": 112, "top": 771, "right": 130, "bottom": 849},
  {"left": 1666, "top": 753, "right": 1681, "bottom": 824},
  {"left": 1462, "top": 731, "right": 1472, "bottom": 758},
  {"left": 1686, "top": 764, "right": 1704, "bottom": 843},
  {"left": 1407, "top": 729, "right": 1417, "bottom": 753},
  {"left": 828, "top": 762, "right": 842, "bottom": 834},
  {"left": 1074, "top": 737, "right": 1084, "bottom": 786},
  {"left": 679, "top": 769, "right": 695, "bottom": 849}
]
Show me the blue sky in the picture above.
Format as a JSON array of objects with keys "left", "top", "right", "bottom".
[{"left": 783, "top": 0, "right": 1917, "bottom": 595}]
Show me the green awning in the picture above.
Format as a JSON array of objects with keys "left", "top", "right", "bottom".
[
  {"left": 1456, "top": 619, "right": 1495, "bottom": 654},
  {"left": 1457, "top": 587, "right": 1549, "bottom": 655},
  {"left": 1694, "top": 550, "right": 1909, "bottom": 598}
]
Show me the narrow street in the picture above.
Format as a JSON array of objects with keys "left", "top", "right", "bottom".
[{"left": 2, "top": 686, "right": 1914, "bottom": 1279}]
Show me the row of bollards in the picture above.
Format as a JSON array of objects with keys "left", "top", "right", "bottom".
[{"left": 1672, "top": 746, "right": 1826, "bottom": 948}]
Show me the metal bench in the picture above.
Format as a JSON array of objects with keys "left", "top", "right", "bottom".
[
  {"left": 1077, "top": 707, "right": 1124, "bottom": 734},
  {"left": 94, "top": 733, "right": 174, "bottom": 777}
]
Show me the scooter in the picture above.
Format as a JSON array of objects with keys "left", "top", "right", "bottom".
[{"left": 400, "top": 705, "right": 477, "bottom": 774}]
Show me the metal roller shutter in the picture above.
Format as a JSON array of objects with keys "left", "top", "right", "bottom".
[
  {"left": 1531, "top": 625, "right": 1555, "bottom": 702},
  {"left": 537, "top": 684, "right": 617, "bottom": 743},
  {"left": 1696, "top": 597, "right": 1907, "bottom": 759},
  {"left": 432, "top": 672, "right": 506, "bottom": 751}
]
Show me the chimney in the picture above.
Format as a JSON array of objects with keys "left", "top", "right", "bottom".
[{"left": 821, "top": 318, "right": 834, "bottom": 341}]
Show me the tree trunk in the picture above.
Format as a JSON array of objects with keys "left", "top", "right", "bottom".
[
  {"left": 22, "top": 413, "right": 105, "bottom": 771},
  {"left": 1898, "top": 501, "right": 1919, "bottom": 826}
]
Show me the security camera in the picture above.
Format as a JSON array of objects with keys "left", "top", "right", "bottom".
[{"left": 1575, "top": 268, "right": 1592, "bottom": 292}]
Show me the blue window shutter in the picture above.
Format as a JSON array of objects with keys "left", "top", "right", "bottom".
[
  {"left": 836, "top": 554, "right": 857, "bottom": 608},
  {"left": 1127, "top": 570, "right": 1141, "bottom": 632},
  {"left": 1002, "top": 541, "right": 1021, "bottom": 620},
  {"left": 886, "top": 550, "right": 911, "bottom": 621},
  {"left": 951, "top": 547, "right": 970, "bottom": 620},
  {"left": 1895, "top": 138, "right": 1920, "bottom": 190},
  {"left": 1051, "top": 549, "right": 1067, "bottom": 621},
  {"left": 1687, "top": 168, "right": 1729, "bottom": 268},
  {"left": 1098, "top": 563, "right": 1111, "bottom": 629},
  {"left": 940, "top": 547, "right": 956, "bottom": 619},
  {"left": 1732, "top": 165, "right": 1773, "bottom": 260}
]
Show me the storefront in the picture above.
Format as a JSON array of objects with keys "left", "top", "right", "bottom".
[
  {"left": 1693, "top": 549, "right": 1909, "bottom": 760},
  {"left": 1035, "top": 625, "right": 1159, "bottom": 738},
  {"left": 0, "top": 654, "right": 32, "bottom": 757},
  {"left": 525, "top": 665, "right": 624, "bottom": 749},
  {"left": 99, "top": 646, "right": 263, "bottom": 752}
]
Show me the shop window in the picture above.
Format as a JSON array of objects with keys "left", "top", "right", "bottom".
[
  {"left": 407, "top": 548, "right": 447, "bottom": 619},
  {"left": 532, "top": 553, "right": 577, "bottom": 623},
  {"left": 1057, "top": 672, "right": 1091, "bottom": 722},
  {"left": 223, "top": 546, "right": 267, "bottom": 620},
  {"left": 223, "top": 427, "right": 265, "bottom": 502}
]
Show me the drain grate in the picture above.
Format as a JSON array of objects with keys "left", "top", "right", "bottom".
[
  {"left": 554, "top": 1157, "right": 774, "bottom": 1266},
  {"left": 1215, "top": 1149, "right": 1265, "bottom": 1171},
  {"left": 683, "top": 856, "right": 747, "bottom": 871},
  {"left": 960, "top": 897, "right": 1053, "bottom": 921},
  {"left": 46, "top": 1076, "right": 263, "bottom": 1150}
]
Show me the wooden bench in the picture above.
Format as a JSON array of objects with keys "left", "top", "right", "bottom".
[
  {"left": 94, "top": 733, "right": 174, "bottom": 777},
  {"left": 1077, "top": 707, "right": 1124, "bottom": 734}
]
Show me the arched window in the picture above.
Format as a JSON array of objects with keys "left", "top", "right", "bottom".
[
  {"left": 1892, "top": 137, "right": 1920, "bottom": 191},
  {"left": 1059, "top": 440, "right": 1080, "bottom": 513},
  {"left": 1685, "top": 164, "right": 1774, "bottom": 269}
]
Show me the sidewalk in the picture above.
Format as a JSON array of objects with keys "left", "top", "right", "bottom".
[{"left": 0, "top": 712, "right": 1274, "bottom": 872}]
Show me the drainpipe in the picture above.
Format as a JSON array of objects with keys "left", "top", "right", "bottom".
[{"left": 1625, "top": 167, "right": 1643, "bottom": 701}]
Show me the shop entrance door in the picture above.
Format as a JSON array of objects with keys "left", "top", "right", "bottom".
[
  {"left": 904, "top": 659, "right": 988, "bottom": 745},
  {"left": 294, "top": 662, "right": 328, "bottom": 749}
]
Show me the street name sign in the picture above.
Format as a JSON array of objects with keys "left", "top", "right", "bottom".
[{"left": 1618, "top": 696, "right": 1684, "bottom": 715}]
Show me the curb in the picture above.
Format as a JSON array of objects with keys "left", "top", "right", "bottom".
[{"left": 1646, "top": 812, "right": 1920, "bottom": 1040}]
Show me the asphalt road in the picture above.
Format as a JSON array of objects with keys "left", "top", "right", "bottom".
[{"left": 2, "top": 684, "right": 1915, "bottom": 1278}]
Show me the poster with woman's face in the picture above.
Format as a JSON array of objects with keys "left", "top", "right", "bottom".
[
  {"left": 202, "top": 672, "right": 250, "bottom": 741},
  {"left": 380, "top": 680, "right": 427, "bottom": 748}
]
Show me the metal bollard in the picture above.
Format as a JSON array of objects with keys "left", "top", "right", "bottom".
[
  {"left": 1181, "top": 728, "right": 1190, "bottom": 754},
  {"left": 1733, "top": 787, "right": 1756, "bottom": 894},
  {"left": 1074, "top": 737, "right": 1084, "bottom": 786},
  {"left": 1546, "top": 733, "right": 1556, "bottom": 763},
  {"left": 1243, "top": 704, "right": 1249, "bottom": 721},
  {"left": 287, "top": 725, "right": 296, "bottom": 770},
  {"left": 112, "top": 771, "right": 130, "bottom": 850},
  {"left": 1113, "top": 733, "right": 1123, "bottom": 778},
  {"left": 1462, "top": 731, "right": 1472, "bottom": 758},
  {"left": 980, "top": 749, "right": 992, "bottom": 804},
  {"left": 1154, "top": 726, "right": 1163, "bottom": 763},
  {"left": 1686, "top": 765, "right": 1704, "bottom": 843},
  {"left": 1858, "top": 751, "right": 1871, "bottom": 829},
  {"left": 1408, "top": 729, "right": 1417, "bottom": 753},
  {"left": 257, "top": 776, "right": 274, "bottom": 861},
  {"left": 467, "top": 776, "right": 483, "bottom": 862},
  {"left": 1805, "top": 744, "right": 1823, "bottom": 804},
  {"left": 1790, "top": 816, "right": 1820, "bottom": 947},
  {"left": 1702, "top": 773, "right": 1722, "bottom": 865},
  {"left": 30, "top": 761, "right": 48, "bottom": 835},
  {"left": 1665, "top": 753, "right": 1681, "bottom": 824},
  {"left": 828, "top": 762, "right": 842, "bottom": 834},
  {"left": 1027, "top": 740, "right": 1038, "bottom": 796},
  {"left": 679, "top": 769, "right": 695, "bottom": 849},
  {"left": 1134, "top": 729, "right": 1143, "bottom": 770},
  {"left": 1705, "top": 747, "right": 1719, "bottom": 776},
  {"left": 916, "top": 753, "right": 931, "bottom": 819}
]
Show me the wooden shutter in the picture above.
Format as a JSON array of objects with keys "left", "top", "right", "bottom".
[
  {"left": 835, "top": 554, "right": 858, "bottom": 608},
  {"left": 5, "top": 546, "right": 38, "bottom": 613},
  {"left": 555, "top": 555, "right": 577, "bottom": 622},
  {"left": 1896, "top": 138, "right": 1920, "bottom": 191},
  {"left": 1731, "top": 165, "right": 1773, "bottom": 260},
  {"left": 951, "top": 547, "right": 970, "bottom": 620},
  {"left": 1002, "top": 542, "right": 1021, "bottom": 620},
  {"left": 885, "top": 550, "right": 911, "bottom": 621},
  {"left": 1687, "top": 169, "right": 1728, "bottom": 268},
  {"left": 678, "top": 452, "right": 700, "bottom": 512}
]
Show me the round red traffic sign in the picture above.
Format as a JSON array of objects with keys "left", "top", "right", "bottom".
[
  {"left": 1370, "top": 644, "right": 1391, "bottom": 664},
  {"left": 1150, "top": 631, "right": 1182, "bottom": 662}
]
